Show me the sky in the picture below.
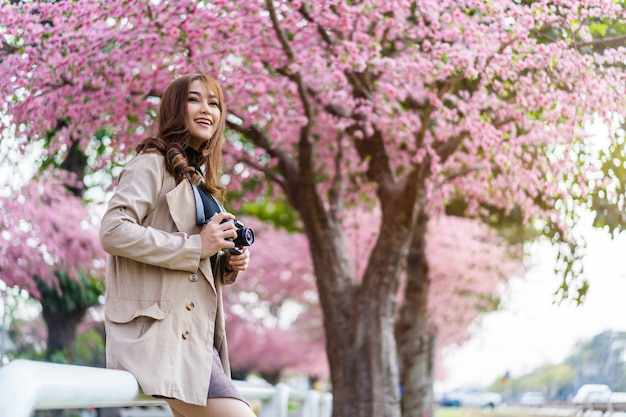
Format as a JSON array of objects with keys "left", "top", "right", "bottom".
[{"left": 435, "top": 218, "right": 626, "bottom": 392}]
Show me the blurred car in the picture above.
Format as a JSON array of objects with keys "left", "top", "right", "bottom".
[
  {"left": 609, "top": 391, "right": 626, "bottom": 410},
  {"left": 572, "top": 384, "right": 612, "bottom": 406},
  {"left": 439, "top": 388, "right": 503, "bottom": 408},
  {"left": 519, "top": 391, "right": 545, "bottom": 406}
]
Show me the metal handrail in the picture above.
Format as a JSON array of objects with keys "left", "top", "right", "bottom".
[{"left": 0, "top": 359, "right": 332, "bottom": 417}]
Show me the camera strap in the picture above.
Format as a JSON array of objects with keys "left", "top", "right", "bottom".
[{"left": 186, "top": 173, "right": 224, "bottom": 226}]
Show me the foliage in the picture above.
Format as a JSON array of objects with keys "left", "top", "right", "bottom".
[
  {"left": 589, "top": 130, "right": 626, "bottom": 236},
  {"left": 224, "top": 216, "right": 327, "bottom": 377},
  {"left": 240, "top": 195, "right": 303, "bottom": 233},
  {"left": 6, "top": 308, "right": 47, "bottom": 361},
  {"left": 34, "top": 271, "right": 103, "bottom": 315},
  {"left": 1, "top": 0, "right": 624, "bottom": 299},
  {"left": 426, "top": 216, "right": 525, "bottom": 358},
  {"left": 227, "top": 213, "right": 524, "bottom": 380},
  {"left": 5, "top": 300, "right": 106, "bottom": 366},
  {"left": 489, "top": 363, "right": 575, "bottom": 401},
  {"left": 70, "top": 326, "right": 105, "bottom": 367},
  {"left": 3, "top": 1, "right": 626, "bottom": 415},
  {"left": 487, "top": 330, "right": 626, "bottom": 401},
  {"left": 0, "top": 170, "right": 105, "bottom": 299},
  {"left": 0, "top": 167, "right": 105, "bottom": 360},
  {"left": 566, "top": 330, "right": 626, "bottom": 391}
]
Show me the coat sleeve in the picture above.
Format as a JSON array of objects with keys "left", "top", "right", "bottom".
[{"left": 99, "top": 152, "right": 202, "bottom": 272}]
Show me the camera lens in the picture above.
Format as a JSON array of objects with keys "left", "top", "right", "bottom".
[{"left": 242, "top": 228, "right": 255, "bottom": 246}]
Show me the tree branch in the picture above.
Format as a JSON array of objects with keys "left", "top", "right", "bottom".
[
  {"left": 223, "top": 147, "right": 286, "bottom": 189},
  {"left": 43, "top": 74, "right": 101, "bottom": 92},
  {"left": 297, "top": 3, "right": 337, "bottom": 46},
  {"left": 0, "top": 40, "right": 19, "bottom": 57},
  {"left": 572, "top": 33, "right": 626, "bottom": 49},
  {"left": 353, "top": 128, "right": 396, "bottom": 190},
  {"left": 265, "top": 0, "right": 315, "bottom": 178},
  {"left": 226, "top": 118, "right": 298, "bottom": 183},
  {"left": 328, "top": 131, "right": 344, "bottom": 223}
]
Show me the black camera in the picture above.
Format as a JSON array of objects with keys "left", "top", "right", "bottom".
[{"left": 222, "top": 219, "right": 255, "bottom": 255}]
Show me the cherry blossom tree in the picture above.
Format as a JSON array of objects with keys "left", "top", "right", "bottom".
[
  {"left": 0, "top": 169, "right": 105, "bottom": 359},
  {"left": 425, "top": 216, "right": 524, "bottom": 379},
  {"left": 223, "top": 217, "right": 328, "bottom": 381},
  {"left": 227, "top": 213, "right": 522, "bottom": 386},
  {"left": 2, "top": 1, "right": 626, "bottom": 416}
]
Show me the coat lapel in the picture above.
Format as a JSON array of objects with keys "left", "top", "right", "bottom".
[
  {"left": 166, "top": 179, "right": 216, "bottom": 293},
  {"left": 166, "top": 179, "right": 196, "bottom": 232}
]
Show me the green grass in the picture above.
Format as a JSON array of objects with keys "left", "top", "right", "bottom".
[
  {"left": 435, "top": 407, "right": 539, "bottom": 417},
  {"left": 436, "top": 407, "right": 484, "bottom": 417}
]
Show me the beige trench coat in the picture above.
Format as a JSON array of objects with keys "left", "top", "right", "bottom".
[{"left": 99, "top": 152, "right": 235, "bottom": 406}]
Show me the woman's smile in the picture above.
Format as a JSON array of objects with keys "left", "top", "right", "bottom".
[{"left": 186, "top": 79, "right": 221, "bottom": 143}]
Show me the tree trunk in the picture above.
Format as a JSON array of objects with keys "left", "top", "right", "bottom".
[
  {"left": 260, "top": 370, "right": 281, "bottom": 385},
  {"left": 322, "top": 283, "right": 402, "bottom": 417},
  {"left": 300, "top": 206, "right": 407, "bottom": 417},
  {"left": 268, "top": 119, "right": 421, "bottom": 417},
  {"left": 396, "top": 211, "right": 436, "bottom": 417},
  {"left": 41, "top": 304, "right": 86, "bottom": 360},
  {"left": 41, "top": 137, "right": 90, "bottom": 361}
]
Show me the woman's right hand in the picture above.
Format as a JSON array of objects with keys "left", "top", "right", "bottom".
[{"left": 199, "top": 212, "right": 238, "bottom": 259}]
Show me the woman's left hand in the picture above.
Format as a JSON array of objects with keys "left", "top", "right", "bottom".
[{"left": 227, "top": 247, "right": 250, "bottom": 272}]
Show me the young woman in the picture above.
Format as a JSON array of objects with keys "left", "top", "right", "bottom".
[{"left": 100, "top": 73, "right": 255, "bottom": 417}]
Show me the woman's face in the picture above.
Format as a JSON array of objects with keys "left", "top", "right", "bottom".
[{"left": 185, "top": 79, "right": 221, "bottom": 144}]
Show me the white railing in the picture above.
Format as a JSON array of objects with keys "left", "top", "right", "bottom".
[{"left": 0, "top": 359, "right": 333, "bottom": 417}]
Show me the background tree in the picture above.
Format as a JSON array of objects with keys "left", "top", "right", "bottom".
[
  {"left": 224, "top": 217, "right": 328, "bottom": 383},
  {"left": 568, "top": 330, "right": 626, "bottom": 391},
  {"left": 486, "top": 330, "right": 626, "bottom": 402},
  {"left": 226, "top": 212, "right": 523, "bottom": 386},
  {"left": 0, "top": 169, "right": 105, "bottom": 360},
  {"left": 2, "top": 1, "right": 626, "bottom": 416}
]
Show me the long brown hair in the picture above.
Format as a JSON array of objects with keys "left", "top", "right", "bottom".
[{"left": 137, "top": 73, "right": 227, "bottom": 202}]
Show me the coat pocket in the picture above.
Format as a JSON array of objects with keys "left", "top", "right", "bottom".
[
  {"left": 106, "top": 297, "right": 171, "bottom": 323},
  {"left": 106, "top": 297, "right": 171, "bottom": 343}
]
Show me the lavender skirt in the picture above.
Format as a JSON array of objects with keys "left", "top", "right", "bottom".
[
  {"left": 208, "top": 348, "right": 247, "bottom": 404},
  {"left": 154, "top": 348, "right": 247, "bottom": 405}
]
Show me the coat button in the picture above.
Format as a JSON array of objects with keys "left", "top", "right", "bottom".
[
  {"left": 182, "top": 330, "right": 190, "bottom": 340},
  {"left": 185, "top": 302, "right": 195, "bottom": 311},
  {"left": 189, "top": 273, "right": 198, "bottom": 282}
]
